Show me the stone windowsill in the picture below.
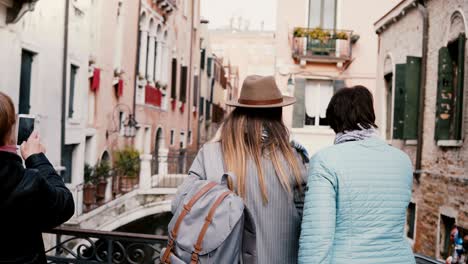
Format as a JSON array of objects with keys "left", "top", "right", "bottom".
[{"left": 437, "top": 140, "right": 463, "bottom": 147}]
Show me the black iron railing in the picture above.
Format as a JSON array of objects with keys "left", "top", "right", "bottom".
[{"left": 45, "top": 227, "right": 168, "bottom": 264}]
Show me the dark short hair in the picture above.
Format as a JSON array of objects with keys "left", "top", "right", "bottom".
[{"left": 326, "top": 86, "right": 378, "bottom": 133}]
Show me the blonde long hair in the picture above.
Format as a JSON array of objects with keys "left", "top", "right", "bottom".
[{"left": 219, "top": 107, "right": 303, "bottom": 203}]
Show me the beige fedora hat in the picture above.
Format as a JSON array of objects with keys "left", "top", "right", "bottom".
[{"left": 226, "top": 75, "right": 296, "bottom": 108}]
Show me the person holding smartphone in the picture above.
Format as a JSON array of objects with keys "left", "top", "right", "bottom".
[{"left": 0, "top": 92, "right": 75, "bottom": 264}]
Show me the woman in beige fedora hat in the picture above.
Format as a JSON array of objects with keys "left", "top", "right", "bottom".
[{"left": 188, "top": 75, "right": 309, "bottom": 264}]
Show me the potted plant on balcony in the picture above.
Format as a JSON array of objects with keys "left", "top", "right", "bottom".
[
  {"left": 83, "top": 163, "right": 97, "bottom": 209},
  {"left": 114, "top": 147, "right": 140, "bottom": 193},
  {"left": 95, "top": 160, "right": 111, "bottom": 204}
]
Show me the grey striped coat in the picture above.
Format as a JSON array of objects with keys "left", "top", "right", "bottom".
[{"left": 188, "top": 142, "right": 308, "bottom": 264}]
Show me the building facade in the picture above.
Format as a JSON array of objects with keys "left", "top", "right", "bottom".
[
  {"left": 209, "top": 28, "right": 276, "bottom": 88},
  {"left": 134, "top": 0, "right": 202, "bottom": 180},
  {"left": 0, "top": 0, "right": 98, "bottom": 215},
  {"left": 275, "top": 0, "right": 400, "bottom": 154},
  {"left": 375, "top": 0, "right": 468, "bottom": 261}
]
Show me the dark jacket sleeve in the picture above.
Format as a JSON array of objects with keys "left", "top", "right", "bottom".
[{"left": 25, "top": 153, "right": 75, "bottom": 230}]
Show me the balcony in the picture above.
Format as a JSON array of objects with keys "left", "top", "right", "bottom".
[{"left": 292, "top": 28, "right": 354, "bottom": 64}]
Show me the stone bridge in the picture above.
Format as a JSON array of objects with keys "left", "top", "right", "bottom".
[{"left": 67, "top": 172, "right": 187, "bottom": 231}]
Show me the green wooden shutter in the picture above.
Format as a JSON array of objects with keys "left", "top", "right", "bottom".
[
  {"left": 435, "top": 47, "right": 454, "bottom": 141},
  {"left": 393, "top": 64, "right": 406, "bottom": 139},
  {"left": 207, "top": 58, "right": 212, "bottom": 77},
  {"left": 403, "top": 56, "right": 421, "bottom": 139},
  {"left": 454, "top": 33, "right": 466, "bottom": 140},
  {"left": 292, "top": 78, "right": 306, "bottom": 128}
]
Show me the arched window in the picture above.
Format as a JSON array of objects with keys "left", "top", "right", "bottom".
[{"left": 435, "top": 11, "right": 466, "bottom": 144}]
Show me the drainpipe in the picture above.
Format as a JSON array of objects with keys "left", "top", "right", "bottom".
[
  {"left": 415, "top": 0, "right": 428, "bottom": 179},
  {"left": 186, "top": 0, "right": 195, "bottom": 151},
  {"left": 60, "top": 0, "right": 70, "bottom": 174}
]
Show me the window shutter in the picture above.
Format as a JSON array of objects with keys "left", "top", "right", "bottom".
[
  {"left": 200, "top": 49, "right": 206, "bottom": 70},
  {"left": 292, "top": 78, "right": 306, "bottom": 128},
  {"left": 193, "top": 75, "right": 199, "bottom": 107},
  {"left": 333, "top": 79, "right": 345, "bottom": 93},
  {"left": 171, "top": 58, "right": 177, "bottom": 99},
  {"left": 199, "top": 97, "right": 204, "bottom": 116},
  {"left": 207, "top": 57, "right": 212, "bottom": 77},
  {"left": 180, "top": 66, "right": 188, "bottom": 102},
  {"left": 403, "top": 56, "right": 422, "bottom": 140},
  {"left": 393, "top": 64, "right": 406, "bottom": 139},
  {"left": 435, "top": 47, "right": 454, "bottom": 141},
  {"left": 205, "top": 99, "right": 211, "bottom": 120},
  {"left": 454, "top": 33, "right": 466, "bottom": 140}
]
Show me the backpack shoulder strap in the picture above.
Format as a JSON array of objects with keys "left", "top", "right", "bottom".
[{"left": 161, "top": 181, "right": 217, "bottom": 263}]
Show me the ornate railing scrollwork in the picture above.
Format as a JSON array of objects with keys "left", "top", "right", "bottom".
[{"left": 44, "top": 227, "right": 168, "bottom": 264}]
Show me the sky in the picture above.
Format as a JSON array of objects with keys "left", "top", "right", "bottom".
[{"left": 200, "top": 0, "right": 277, "bottom": 31}]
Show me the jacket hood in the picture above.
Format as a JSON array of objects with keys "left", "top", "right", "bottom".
[{"left": 0, "top": 151, "right": 25, "bottom": 205}]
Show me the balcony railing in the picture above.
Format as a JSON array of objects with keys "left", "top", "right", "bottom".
[
  {"left": 292, "top": 27, "right": 353, "bottom": 64},
  {"left": 44, "top": 227, "right": 167, "bottom": 264}
]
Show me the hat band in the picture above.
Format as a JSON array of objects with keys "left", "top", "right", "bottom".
[{"left": 237, "top": 98, "right": 284, "bottom": 105}]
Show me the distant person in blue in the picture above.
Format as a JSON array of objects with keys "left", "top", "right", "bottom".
[{"left": 298, "top": 86, "right": 415, "bottom": 264}]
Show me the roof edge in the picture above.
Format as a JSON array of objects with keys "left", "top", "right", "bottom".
[{"left": 374, "top": 0, "right": 419, "bottom": 34}]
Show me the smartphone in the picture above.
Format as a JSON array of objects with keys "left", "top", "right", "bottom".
[{"left": 16, "top": 114, "right": 35, "bottom": 146}]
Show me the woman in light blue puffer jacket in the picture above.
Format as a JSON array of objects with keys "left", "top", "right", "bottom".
[{"left": 299, "top": 86, "right": 415, "bottom": 264}]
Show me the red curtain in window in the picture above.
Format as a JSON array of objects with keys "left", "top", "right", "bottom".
[
  {"left": 117, "top": 79, "right": 124, "bottom": 97},
  {"left": 90, "top": 68, "right": 101, "bottom": 91},
  {"left": 145, "top": 85, "right": 162, "bottom": 107}
]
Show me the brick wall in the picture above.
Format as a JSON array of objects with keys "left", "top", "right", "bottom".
[{"left": 377, "top": 0, "right": 468, "bottom": 259}]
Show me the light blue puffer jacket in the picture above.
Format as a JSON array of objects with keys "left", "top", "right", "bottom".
[{"left": 299, "top": 138, "right": 415, "bottom": 264}]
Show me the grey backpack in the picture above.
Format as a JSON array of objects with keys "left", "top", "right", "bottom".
[{"left": 160, "top": 159, "right": 257, "bottom": 264}]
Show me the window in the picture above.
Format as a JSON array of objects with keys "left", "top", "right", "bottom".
[
  {"left": 384, "top": 73, "right": 394, "bottom": 140},
  {"left": 308, "top": 0, "right": 337, "bottom": 29},
  {"left": 439, "top": 215, "right": 456, "bottom": 259},
  {"left": 180, "top": 66, "right": 188, "bottom": 102},
  {"left": 188, "top": 130, "right": 192, "bottom": 145},
  {"left": 69, "top": 65, "right": 79, "bottom": 118},
  {"left": 406, "top": 202, "right": 416, "bottom": 240},
  {"left": 304, "top": 80, "right": 333, "bottom": 127},
  {"left": 119, "top": 111, "right": 127, "bottom": 136},
  {"left": 19, "top": 50, "right": 34, "bottom": 114},
  {"left": 205, "top": 98, "right": 211, "bottom": 120},
  {"left": 391, "top": 57, "right": 422, "bottom": 140},
  {"left": 180, "top": 131, "right": 186, "bottom": 149},
  {"left": 193, "top": 75, "right": 199, "bottom": 107},
  {"left": 435, "top": 33, "right": 466, "bottom": 143},
  {"left": 62, "top": 144, "right": 76, "bottom": 183},
  {"left": 199, "top": 97, "right": 205, "bottom": 117},
  {"left": 153, "top": 41, "right": 158, "bottom": 81},
  {"left": 170, "top": 129, "right": 175, "bottom": 146},
  {"left": 207, "top": 57, "right": 213, "bottom": 77},
  {"left": 200, "top": 49, "right": 206, "bottom": 70},
  {"left": 170, "top": 58, "right": 177, "bottom": 100}
]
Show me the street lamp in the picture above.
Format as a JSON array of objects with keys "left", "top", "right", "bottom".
[
  {"left": 107, "top": 104, "right": 138, "bottom": 139},
  {"left": 123, "top": 114, "right": 138, "bottom": 138}
]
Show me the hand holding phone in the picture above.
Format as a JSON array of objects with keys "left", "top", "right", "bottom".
[
  {"left": 20, "top": 131, "right": 46, "bottom": 160},
  {"left": 16, "top": 114, "right": 35, "bottom": 146}
]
